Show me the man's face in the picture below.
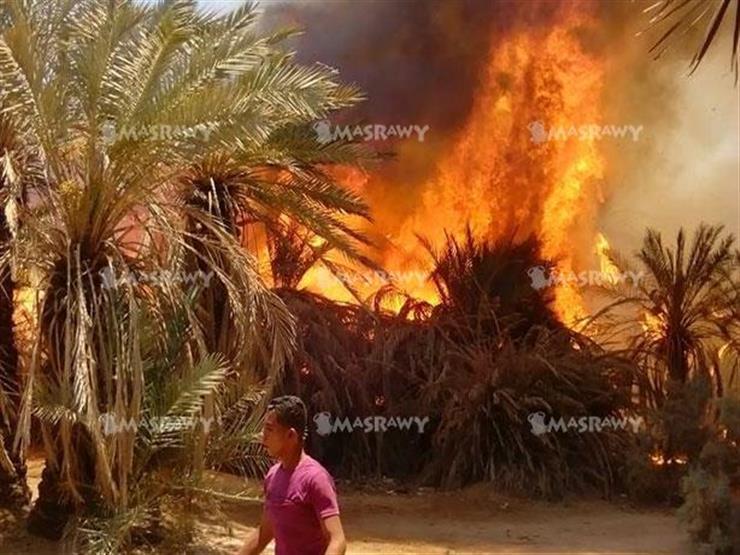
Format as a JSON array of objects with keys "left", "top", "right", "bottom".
[{"left": 261, "top": 410, "right": 297, "bottom": 458}]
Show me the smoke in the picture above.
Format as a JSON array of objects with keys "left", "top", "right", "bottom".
[
  {"left": 596, "top": 1, "right": 739, "bottom": 255},
  {"left": 262, "top": 1, "right": 549, "bottom": 131}
]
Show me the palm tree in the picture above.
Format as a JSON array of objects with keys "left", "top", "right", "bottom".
[
  {"left": 179, "top": 144, "right": 373, "bottom": 368},
  {"left": 0, "top": 172, "right": 25, "bottom": 512},
  {"left": 597, "top": 225, "right": 737, "bottom": 397},
  {"left": 0, "top": 112, "right": 34, "bottom": 511},
  {"left": 423, "top": 228, "right": 562, "bottom": 339},
  {"left": 0, "top": 0, "right": 367, "bottom": 538},
  {"left": 138, "top": 0, "right": 374, "bottom": 369},
  {"left": 593, "top": 225, "right": 738, "bottom": 461}
]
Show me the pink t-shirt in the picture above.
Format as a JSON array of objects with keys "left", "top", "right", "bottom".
[{"left": 264, "top": 454, "right": 340, "bottom": 555}]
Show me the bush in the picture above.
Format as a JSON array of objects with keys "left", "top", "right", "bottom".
[
  {"left": 622, "top": 429, "right": 681, "bottom": 505},
  {"left": 678, "top": 397, "right": 740, "bottom": 554},
  {"left": 679, "top": 466, "right": 733, "bottom": 554},
  {"left": 277, "top": 233, "right": 641, "bottom": 498},
  {"left": 624, "top": 376, "right": 715, "bottom": 506}
]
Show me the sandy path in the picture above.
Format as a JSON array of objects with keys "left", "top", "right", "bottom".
[
  {"left": 194, "top": 473, "right": 689, "bottom": 554},
  {"left": 208, "top": 496, "right": 687, "bottom": 554},
  {"left": 0, "top": 462, "right": 690, "bottom": 554}
]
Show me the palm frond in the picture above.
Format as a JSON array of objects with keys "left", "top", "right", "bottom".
[
  {"left": 164, "top": 353, "right": 228, "bottom": 417},
  {"left": 644, "top": 0, "right": 739, "bottom": 77}
]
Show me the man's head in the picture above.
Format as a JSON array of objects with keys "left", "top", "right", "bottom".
[{"left": 262, "top": 395, "right": 307, "bottom": 458}]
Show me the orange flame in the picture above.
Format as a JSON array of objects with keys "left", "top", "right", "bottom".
[
  {"left": 307, "top": 4, "right": 609, "bottom": 324},
  {"left": 595, "top": 232, "right": 620, "bottom": 283}
]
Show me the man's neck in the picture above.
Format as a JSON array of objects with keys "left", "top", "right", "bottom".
[{"left": 280, "top": 447, "right": 304, "bottom": 470}]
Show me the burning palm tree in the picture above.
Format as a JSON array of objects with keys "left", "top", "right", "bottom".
[
  {"left": 597, "top": 225, "right": 737, "bottom": 399},
  {"left": 594, "top": 224, "right": 738, "bottom": 465},
  {"left": 276, "top": 230, "right": 638, "bottom": 495},
  {"left": 424, "top": 229, "right": 561, "bottom": 337}
]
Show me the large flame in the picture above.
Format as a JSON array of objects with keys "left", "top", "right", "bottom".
[{"left": 306, "top": 4, "right": 610, "bottom": 324}]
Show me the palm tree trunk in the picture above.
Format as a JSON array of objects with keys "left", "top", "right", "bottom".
[
  {"left": 27, "top": 264, "right": 104, "bottom": 539},
  {"left": 26, "top": 462, "right": 74, "bottom": 539},
  {"left": 0, "top": 210, "right": 31, "bottom": 512},
  {"left": 27, "top": 428, "right": 98, "bottom": 540}
]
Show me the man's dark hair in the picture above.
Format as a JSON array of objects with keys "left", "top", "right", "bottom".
[{"left": 267, "top": 395, "right": 307, "bottom": 438}]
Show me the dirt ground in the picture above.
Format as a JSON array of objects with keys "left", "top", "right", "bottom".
[{"left": 0, "top": 459, "right": 691, "bottom": 554}]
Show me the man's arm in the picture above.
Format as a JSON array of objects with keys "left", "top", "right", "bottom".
[
  {"left": 320, "top": 514, "right": 346, "bottom": 555},
  {"left": 237, "top": 509, "right": 273, "bottom": 555},
  {"left": 308, "top": 470, "right": 345, "bottom": 555}
]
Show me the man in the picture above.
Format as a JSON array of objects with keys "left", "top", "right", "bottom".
[{"left": 238, "top": 395, "right": 346, "bottom": 555}]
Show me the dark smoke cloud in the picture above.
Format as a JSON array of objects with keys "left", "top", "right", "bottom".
[{"left": 264, "top": 1, "right": 517, "bottom": 132}]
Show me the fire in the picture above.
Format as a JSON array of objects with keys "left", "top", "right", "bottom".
[
  {"left": 595, "top": 232, "right": 620, "bottom": 283},
  {"left": 304, "top": 3, "right": 610, "bottom": 324},
  {"left": 641, "top": 310, "right": 665, "bottom": 337},
  {"left": 650, "top": 453, "right": 688, "bottom": 466}
]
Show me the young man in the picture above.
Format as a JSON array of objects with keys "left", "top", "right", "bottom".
[{"left": 238, "top": 396, "right": 346, "bottom": 555}]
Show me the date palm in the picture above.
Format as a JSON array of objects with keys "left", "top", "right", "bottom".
[
  {"left": 0, "top": 0, "right": 367, "bottom": 538},
  {"left": 0, "top": 112, "right": 33, "bottom": 512},
  {"left": 595, "top": 224, "right": 738, "bottom": 404}
]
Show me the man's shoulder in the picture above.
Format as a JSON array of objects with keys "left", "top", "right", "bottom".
[
  {"left": 301, "top": 456, "right": 335, "bottom": 484},
  {"left": 264, "top": 461, "right": 282, "bottom": 482},
  {"left": 302, "top": 455, "right": 340, "bottom": 516},
  {"left": 301, "top": 454, "right": 329, "bottom": 472}
]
